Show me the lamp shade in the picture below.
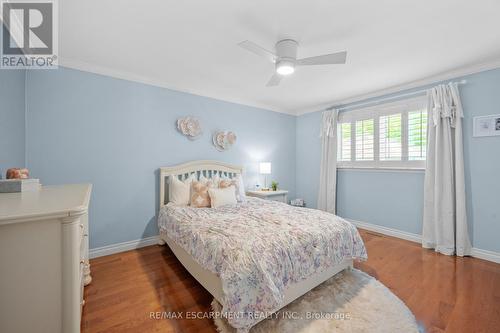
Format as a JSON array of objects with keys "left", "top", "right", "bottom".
[{"left": 259, "top": 162, "right": 271, "bottom": 175}]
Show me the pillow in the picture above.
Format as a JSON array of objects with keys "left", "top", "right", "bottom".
[
  {"left": 169, "top": 174, "right": 195, "bottom": 206},
  {"left": 211, "top": 174, "right": 220, "bottom": 187},
  {"left": 208, "top": 186, "right": 237, "bottom": 208},
  {"left": 219, "top": 175, "right": 246, "bottom": 202},
  {"left": 190, "top": 177, "right": 216, "bottom": 208},
  {"left": 236, "top": 175, "right": 246, "bottom": 201}
]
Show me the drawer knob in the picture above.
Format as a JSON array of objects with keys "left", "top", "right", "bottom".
[
  {"left": 80, "top": 259, "right": 85, "bottom": 264},
  {"left": 81, "top": 299, "right": 85, "bottom": 306},
  {"left": 80, "top": 224, "right": 84, "bottom": 229}
]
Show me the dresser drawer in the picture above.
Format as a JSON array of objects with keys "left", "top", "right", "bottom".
[
  {"left": 0, "top": 184, "right": 92, "bottom": 333},
  {"left": 80, "top": 233, "right": 85, "bottom": 260}
]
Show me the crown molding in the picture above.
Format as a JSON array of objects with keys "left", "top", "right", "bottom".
[
  {"left": 295, "top": 58, "right": 500, "bottom": 116},
  {"left": 58, "top": 57, "right": 500, "bottom": 117},
  {"left": 58, "top": 58, "right": 295, "bottom": 116}
]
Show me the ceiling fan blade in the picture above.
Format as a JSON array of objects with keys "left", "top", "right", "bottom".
[
  {"left": 266, "top": 73, "right": 282, "bottom": 87},
  {"left": 238, "top": 40, "right": 277, "bottom": 63},
  {"left": 296, "top": 51, "right": 347, "bottom": 66}
]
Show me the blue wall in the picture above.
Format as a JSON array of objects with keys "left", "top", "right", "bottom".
[
  {"left": 296, "top": 68, "right": 500, "bottom": 252},
  {"left": 0, "top": 70, "right": 25, "bottom": 177},
  {"left": 12, "top": 66, "right": 500, "bottom": 253},
  {"left": 26, "top": 67, "right": 296, "bottom": 248},
  {"left": 296, "top": 109, "right": 425, "bottom": 235}
]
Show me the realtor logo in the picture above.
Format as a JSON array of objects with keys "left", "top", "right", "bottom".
[{"left": 1, "top": 0, "right": 58, "bottom": 68}]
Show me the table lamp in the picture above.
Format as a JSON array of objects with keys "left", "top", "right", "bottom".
[{"left": 259, "top": 162, "right": 271, "bottom": 190}]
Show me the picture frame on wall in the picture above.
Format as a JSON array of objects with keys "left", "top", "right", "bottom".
[{"left": 473, "top": 114, "right": 500, "bottom": 137}]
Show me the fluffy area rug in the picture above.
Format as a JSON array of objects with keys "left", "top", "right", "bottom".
[{"left": 212, "top": 269, "right": 419, "bottom": 333}]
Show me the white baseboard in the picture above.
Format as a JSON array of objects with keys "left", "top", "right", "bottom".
[
  {"left": 89, "top": 235, "right": 159, "bottom": 259},
  {"left": 471, "top": 248, "right": 500, "bottom": 264},
  {"left": 346, "top": 218, "right": 500, "bottom": 264},
  {"left": 347, "top": 218, "right": 422, "bottom": 243}
]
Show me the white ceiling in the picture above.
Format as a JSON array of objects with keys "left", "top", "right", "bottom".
[{"left": 60, "top": 0, "right": 500, "bottom": 115}]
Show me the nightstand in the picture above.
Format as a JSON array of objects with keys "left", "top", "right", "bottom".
[{"left": 246, "top": 190, "right": 288, "bottom": 203}]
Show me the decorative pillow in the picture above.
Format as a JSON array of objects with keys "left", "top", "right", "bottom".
[
  {"left": 211, "top": 174, "right": 220, "bottom": 187},
  {"left": 208, "top": 186, "right": 237, "bottom": 208},
  {"left": 169, "top": 174, "right": 195, "bottom": 206},
  {"left": 219, "top": 175, "right": 246, "bottom": 202},
  {"left": 190, "top": 178, "right": 216, "bottom": 208}
]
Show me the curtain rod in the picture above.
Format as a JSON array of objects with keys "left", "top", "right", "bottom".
[{"left": 330, "top": 79, "right": 467, "bottom": 112}]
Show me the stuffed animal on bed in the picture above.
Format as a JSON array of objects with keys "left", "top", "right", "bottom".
[{"left": 6, "top": 168, "right": 29, "bottom": 179}]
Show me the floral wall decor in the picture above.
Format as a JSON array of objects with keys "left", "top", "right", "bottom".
[
  {"left": 212, "top": 131, "right": 237, "bottom": 151},
  {"left": 177, "top": 116, "right": 202, "bottom": 140}
]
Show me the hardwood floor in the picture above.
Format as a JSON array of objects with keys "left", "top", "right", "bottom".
[{"left": 81, "top": 229, "right": 500, "bottom": 333}]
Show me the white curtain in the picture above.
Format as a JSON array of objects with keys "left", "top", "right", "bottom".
[
  {"left": 317, "top": 109, "right": 338, "bottom": 213},
  {"left": 422, "top": 83, "right": 471, "bottom": 256}
]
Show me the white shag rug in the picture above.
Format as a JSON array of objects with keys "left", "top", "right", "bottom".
[{"left": 212, "top": 269, "right": 419, "bottom": 333}]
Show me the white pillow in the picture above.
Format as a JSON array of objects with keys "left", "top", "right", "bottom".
[
  {"left": 219, "top": 175, "right": 246, "bottom": 202},
  {"left": 169, "top": 174, "right": 195, "bottom": 206},
  {"left": 237, "top": 175, "right": 246, "bottom": 201},
  {"left": 208, "top": 186, "right": 237, "bottom": 208},
  {"left": 211, "top": 174, "right": 220, "bottom": 186}
]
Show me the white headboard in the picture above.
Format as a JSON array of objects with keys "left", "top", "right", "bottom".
[{"left": 159, "top": 160, "right": 243, "bottom": 208}]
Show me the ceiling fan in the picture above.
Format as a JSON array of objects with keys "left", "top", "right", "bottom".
[{"left": 238, "top": 39, "right": 347, "bottom": 87}]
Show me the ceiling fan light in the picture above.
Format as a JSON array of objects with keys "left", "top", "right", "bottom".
[{"left": 276, "top": 60, "right": 295, "bottom": 75}]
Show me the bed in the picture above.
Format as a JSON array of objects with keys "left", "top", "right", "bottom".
[{"left": 157, "top": 160, "right": 367, "bottom": 332}]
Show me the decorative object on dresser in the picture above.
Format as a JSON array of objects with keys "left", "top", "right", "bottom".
[
  {"left": 0, "top": 184, "right": 92, "bottom": 333},
  {"left": 6, "top": 167, "right": 30, "bottom": 179},
  {"left": 259, "top": 162, "right": 271, "bottom": 190},
  {"left": 212, "top": 130, "right": 237, "bottom": 151},
  {"left": 0, "top": 178, "right": 40, "bottom": 193},
  {"left": 176, "top": 116, "right": 202, "bottom": 140},
  {"left": 246, "top": 189, "right": 288, "bottom": 203}
]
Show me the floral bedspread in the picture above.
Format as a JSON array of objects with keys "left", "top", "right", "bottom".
[{"left": 158, "top": 197, "right": 367, "bottom": 332}]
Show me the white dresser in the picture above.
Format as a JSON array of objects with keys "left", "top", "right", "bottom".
[
  {"left": 0, "top": 184, "right": 92, "bottom": 333},
  {"left": 246, "top": 190, "right": 288, "bottom": 203}
]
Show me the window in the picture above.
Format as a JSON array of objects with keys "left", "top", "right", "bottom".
[
  {"left": 339, "top": 123, "right": 352, "bottom": 161},
  {"left": 408, "top": 110, "right": 427, "bottom": 161},
  {"left": 379, "top": 113, "right": 401, "bottom": 161},
  {"left": 337, "top": 97, "right": 427, "bottom": 169},
  {"left": 355, "top": 119, "right": 374, "bottom": 161}
]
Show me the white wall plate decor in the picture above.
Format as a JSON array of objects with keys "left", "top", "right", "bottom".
[
  {"left": 177, "top": 116, "right": 202, "bottom": 140},
  {"left": 473, "top": 114, "right": 500, "bottom": 137},
  {"left": 212, "top": 131, "right": 237, "bottom": 151}
]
